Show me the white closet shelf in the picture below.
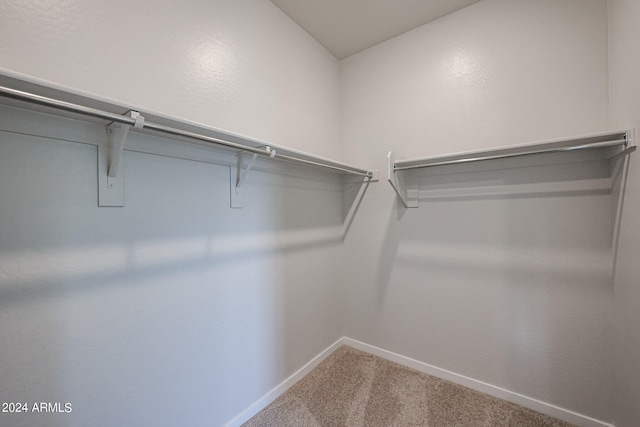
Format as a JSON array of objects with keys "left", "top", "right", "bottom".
[
  {"left": 0, "top": 72, "right": 377, "bottom": 208},
  {"left": 388, "top": 130, "right": 636, "bottom": 208}
]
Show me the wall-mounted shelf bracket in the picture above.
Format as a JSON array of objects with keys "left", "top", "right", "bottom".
[
  {"left": 363, "top": 170, "right": 380, "bottom": 182},
  {"left": 230, "top": 145, "right": 276, "bottom": 208},
  {"left": 387, "top": 130, "right": 636, "bottom": 209},
  {"left": 98, "top": 110, "right": 144, "bottom": 207},
  {"left": 387, "top": 151, "right": 418, "bottom": 208},
  {"left": 0, "top": 82, "right": 376, "bottom": 208}
]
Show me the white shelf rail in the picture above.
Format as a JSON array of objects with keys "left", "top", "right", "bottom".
[
  {"left": 0, "top": 84, "right": 377, "bottom": 207},
  {"left": 0, "top": 85, "right": 373, "bottom": 178},
  {"left": 388, "top": 130, "right": 636, "bottom": 207}
]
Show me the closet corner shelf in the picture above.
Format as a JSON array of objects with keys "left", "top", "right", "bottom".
[
  {"left": 0, "top": 73, "right": 377, "bottom": 208},
  {"left": 388, "top": 129, "right": 636, "bottom": 208}
]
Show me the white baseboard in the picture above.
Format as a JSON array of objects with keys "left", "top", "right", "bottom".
[
  {"left": 225, "top": 336, "right": 614, "bottom": 427},
  {"left": 222, "top": 337, "right": 345, "bottom": 427},
  {"left": 342, "top": 337, "right": 613, "bottom": 427}
]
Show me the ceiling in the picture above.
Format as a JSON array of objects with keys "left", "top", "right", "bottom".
[{"left": 270, "top": 0, "right": 480, "bottom": 59}]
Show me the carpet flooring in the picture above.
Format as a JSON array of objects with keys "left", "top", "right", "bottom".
[{"left": 243, "top": 346, "right": 574, "bottom": 426}]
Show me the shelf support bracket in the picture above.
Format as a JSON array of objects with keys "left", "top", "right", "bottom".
[
  {"left": 230, "top": 146, "right": 275, "bottom": 208},
  {"left": 387, "top": 151, "right": 418, "bottom": 208},
  {"left": 98, "top": 110, "right": 144, "bottom": 207}
]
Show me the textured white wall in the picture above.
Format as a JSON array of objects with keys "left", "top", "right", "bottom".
[
  {"left": 1, "top": 0, "right": 631, "bottom": 425},
  {"left": 608, "top": 1, "right": 640, "bottom": 426},
  {"left": 0, "top": 1, "right": 343, "bottom": 426},
  {"left": 341, "top": 0, "right": 613, "bottom": 421},
  {"left": 0, "top": 0, "right": 341, "bottom": 158}
]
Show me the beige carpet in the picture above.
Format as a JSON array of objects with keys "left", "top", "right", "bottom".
[{"left": 243, "top": 346, "right": 574, "bottom": 427}]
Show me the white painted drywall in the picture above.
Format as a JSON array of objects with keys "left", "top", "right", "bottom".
[
  {"left": 0, "top": 0, "right": 341, "bottom": 159},
  {"left": 0, "top": 0, "right": 633, "bottom": 425},
  {"left": 0, "top": 1, "right": 344, "bottom": 426},
  {"left": 608, "top": 1, "right": 640, "bottom": 426},
  {"left": 340, "top": 0, "right": 614, "bottom": 421}
]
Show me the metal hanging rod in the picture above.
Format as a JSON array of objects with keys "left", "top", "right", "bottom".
[
  {"left": 274, "top": 152, "right": 371, "bottom": 176},
  {"left": 0, "top": 85, "right": 373, "bottom": 178},
  {"left": 0, "top": 85, "right": 138, "bottom": 125},
  {"left": 393, "top": 132, "right": 629, "bottom": 171}
]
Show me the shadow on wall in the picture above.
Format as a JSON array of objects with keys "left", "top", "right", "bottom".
[
  {"left": 369, "top": 158, "right": 615, "bottom": 418},
  {"left": 342, "top": 175, "right": 375, "bottom": 239},
  {"left": 0, "top": 119, "right": 357, "bottom": 304},
  {"left": 0, "top": 227, "right": 344, "bottom": 305},
  {"left": 0, "top": 119, "right": 351, "bottom": 426},
  {"left": 375, "top": 157, "right": 616, "bottom": 305}
]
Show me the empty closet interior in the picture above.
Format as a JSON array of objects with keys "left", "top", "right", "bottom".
[{"left": 0, "top": 1, "right": 639, "bottom": 426}]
